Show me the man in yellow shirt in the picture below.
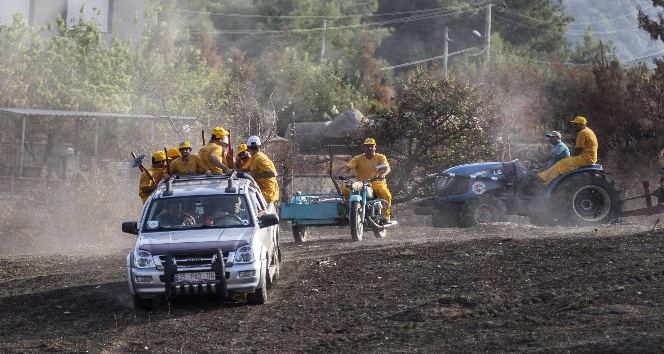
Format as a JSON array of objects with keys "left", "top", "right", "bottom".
[
  {"left": 234, "top": 143, "right": 252, "bottom": 171},
  {"left": 245, "top": 136, "right": 280, "bottom": 204},
  {"left": 199, "top": 127, "right": 232, "bottom": 174},
  {"left": 538, "top": 116, "right": 598, "bottom": 185},
  {"left": 138, "top": 151, "right": 167, "bottom": 204},
  {"left": 169, "top": 141, "right": 210, "bottom": 176},
  {"left": 337, "top": 138, "right": 393, "bottom": 224}
]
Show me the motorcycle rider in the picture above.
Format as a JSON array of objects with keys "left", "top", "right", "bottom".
[{"left": 337, "top": 138, "right": 393, "bottom": 225}]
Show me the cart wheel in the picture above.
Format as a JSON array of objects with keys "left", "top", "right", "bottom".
[{"left": 292, "top": 225, "right": 308, "bottom": 243}]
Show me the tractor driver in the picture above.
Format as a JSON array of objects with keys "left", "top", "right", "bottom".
[
  {"left": 539, "top": 131, "right": 570, "bottom": 169},
  {"left": 337, "top": 138, "right": 393, "bottom": 225},
  {"left": 538, "top": 116, "right": 597, "bottom": 185}
]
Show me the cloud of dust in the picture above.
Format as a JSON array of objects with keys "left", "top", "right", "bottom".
[{"left": 0, "top": 168, "right": 142, "bottom": 255}]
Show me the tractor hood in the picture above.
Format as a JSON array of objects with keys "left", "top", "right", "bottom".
[
  {"left": 443, "top": 162, "right": 506, "bottom": 179},
  {"left": 137, "top": 228, "right": 253, "bottom": 255}
]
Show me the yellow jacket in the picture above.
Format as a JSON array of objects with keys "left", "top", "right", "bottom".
[{"left": 138, "top": 166, "right": 165, "bottom": 203}]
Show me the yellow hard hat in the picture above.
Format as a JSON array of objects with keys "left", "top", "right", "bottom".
[
  {"left": 167, "top": 147, "right": 181, "bottom": 158},
  {"left": 178, "top": 141, "right": 192, "bottom": 150},
  {"left": 211, "top": 127, "right": 229, "bottom": 139},
  {"left": 570, "top": 116, "right": 587, "bottom": 125},
  {"left": 363, "top": 138, "right": 376, "bottom": 145},
  {"left": 152, "top": 151, "right": 166, "bottom": 162},
  {"left": 237, "top": 143, "right": 248, "bottom": 154}
]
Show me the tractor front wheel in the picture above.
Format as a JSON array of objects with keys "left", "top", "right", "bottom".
[{"left": 459, "top": 194, "right": 508, "bottom": 228}]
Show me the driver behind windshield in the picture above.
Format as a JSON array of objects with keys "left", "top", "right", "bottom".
[
  {"left": 213, "top": 196, "right": 247, "bottom": 225},
  {"left": 158, "top": 201, "right": 195, "bottom": 226}
]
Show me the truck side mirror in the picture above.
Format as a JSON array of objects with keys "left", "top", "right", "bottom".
[
  {"left": 259, "top": 213, "right": 279, "bottom": 228},
  {"left": 122, "top": 221, "right": 138, "bottom": 235}
]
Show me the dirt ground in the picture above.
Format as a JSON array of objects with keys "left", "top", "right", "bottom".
[{"left": 1, "top": 212, "right": 664, "bottom": 353}]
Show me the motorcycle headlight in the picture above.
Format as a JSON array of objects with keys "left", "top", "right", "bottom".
[
  {"left": 134, "top": 249, "right": 156, "bottom": 268},
  {"left": 351, "top": 181, "right": 363, "bottom": 192},
  {"left": 234, "top": 245, "right": 254, "bottom": 264}
]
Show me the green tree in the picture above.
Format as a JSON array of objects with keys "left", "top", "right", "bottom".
[
  {"left": 638, "top": 1, "right": 664, "bottom": 43},
  {"left": 364, "top": 67, "right": 502, "bottom": 201},
  {"left": 375, "top": 0, "right": 572, "bottom": 68}
]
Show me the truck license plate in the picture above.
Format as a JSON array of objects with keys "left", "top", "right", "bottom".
[{"left": 174, "top": 271, "right": 216, "bottom": 283}]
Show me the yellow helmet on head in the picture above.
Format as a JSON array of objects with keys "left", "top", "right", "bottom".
[
  {"left": 237, "top": 143, "right": 248, "bottom": 154},
  {"left": 211, "top": 127, "right": 229, "bottom": 139},
  {"left": 363, "top": 138, "right": 376, "bottom": 145},
  {"left": 570, "top": 116, "right": 587, "bottom": 125},
  {"left": 167, "top": 147, "right": 181, "bottom": 159},
  {"left": 178, "top": 141, "right": 192, "bottom": 150},
  {"left": 152, "top": 151, "right": 166, "bottom": 162}
]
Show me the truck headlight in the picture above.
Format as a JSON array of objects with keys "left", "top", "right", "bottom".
[
  {"left": 234, "top": 245, "right": 254, "bottom": 264},
  {"left": 134, "top": 249, "right": 156, "bottom": 268}
]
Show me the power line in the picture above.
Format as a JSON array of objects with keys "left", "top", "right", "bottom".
[
  {"left": 186, "top": 5, "right": 485, "bottom": 35},
  {"left": 567, "top": 11, "right": 638, "bottom": 26},
  {"left": 379, "top": 47, "right": 482, "bottom": 71},
  {"left": 173, "top": 2, "right": 485, "bottom": 20}
]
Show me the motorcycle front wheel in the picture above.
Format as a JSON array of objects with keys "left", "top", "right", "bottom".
[{"left": 349, "top": 201, "right": 364, "bottom": 241}]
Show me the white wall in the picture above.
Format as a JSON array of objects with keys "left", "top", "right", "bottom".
[
  {"left": 0, "top": 0, "right": 30, "bottom": 25},
  {"left": 66, "top": 0, "right": 109, "bottom": 32}
]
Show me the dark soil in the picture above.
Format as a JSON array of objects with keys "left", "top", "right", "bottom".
[{"left": 1, "top": 217, "right": 664, "bottom": 353}]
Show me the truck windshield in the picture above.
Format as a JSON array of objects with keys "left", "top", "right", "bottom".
[{"left": 142, "top": 195, "right": 252, "bottom": 231}]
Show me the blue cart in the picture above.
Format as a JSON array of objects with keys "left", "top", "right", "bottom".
[{"left": 280, "top": 192, "right": 348, "bottom": 243}]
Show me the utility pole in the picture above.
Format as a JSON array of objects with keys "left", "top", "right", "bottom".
[
  {"left": 443, "top": 26, "right": 449, "bottom": 77},
  {"left": 319, "top": 19, "right": 327, "bottom": 64},
  {"left": 484, "top": 1, "right": 492, "bottom": 63}
]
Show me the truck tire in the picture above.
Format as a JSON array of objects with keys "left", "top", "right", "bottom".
[
  {"left": 552, "top": 171, "right": 622, "bottom": 226},
  {"left": 292, "top": 225, "right": 308, "bottom": 243},
  {"left": 267, "top": 248, "right": 280, "bottom": 289},
  {"left": 459, "top": 194, "right": 508, "bottom": 228},
  {"left": 349, "top": 201, "right": 364, "bottom": 241},
  {"left": 431, "top": 203, "right": 461, "bottom": 228},
  {"left": 247, "top": 259, "right": 268, "bottom": 305}
]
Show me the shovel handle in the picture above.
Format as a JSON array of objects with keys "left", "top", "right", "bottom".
[
  {"left": 164, "top": 147, "right": 171, "bottom": 176},
  {"left": 131, "top": 152, "right": 156, "bottom": 184}
]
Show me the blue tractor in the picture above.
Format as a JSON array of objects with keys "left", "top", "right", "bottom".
[{"left": 416, "top": 160, "right": 623, "bottom": 227}]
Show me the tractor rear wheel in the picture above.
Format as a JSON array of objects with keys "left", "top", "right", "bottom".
[
  {"left": 459, "top": 194, "right": 508, "bottom": 228},
  {"left": 552, "top": 172, "right": 622, "bottom": 226}
]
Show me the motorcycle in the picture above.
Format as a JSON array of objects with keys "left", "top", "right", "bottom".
[{"left": 338, "top": 168, "right": 396, "bottom": 241}]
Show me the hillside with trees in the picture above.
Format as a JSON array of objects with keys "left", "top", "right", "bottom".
[
  {"left": 1, "top": 0, "right": 664, "bottom": 200},
  {"left": 564, "top": 0, "right": 664, "bottom": 65}
]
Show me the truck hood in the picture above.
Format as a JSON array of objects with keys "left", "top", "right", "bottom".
[{"left": 137, "top": 228, "right": 253, "bottom": 255}]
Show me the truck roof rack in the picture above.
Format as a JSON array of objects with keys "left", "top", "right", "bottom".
[{"left": 161, "top": 173, "right": 260, "bottom": 195}]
